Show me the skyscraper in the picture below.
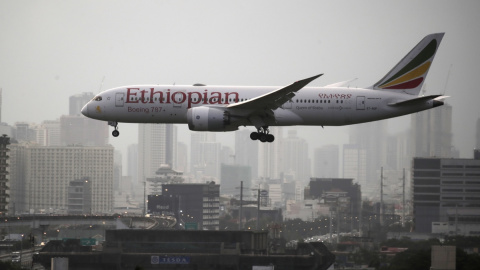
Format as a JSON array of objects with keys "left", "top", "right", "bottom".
[
  {"left": 0, "top": 135, "right": 10, "bottom": 216},
  {"left": 190, "top": 132, "right": 220, "bottom": 179},
  {"left": 258, "top": 127, "right": 283, "bottom": 180},
  {"left": 347, "top": 121, "right": 387, "bottom": 199},
  {"left": 313, "top": 145, "right": 339, "bottom": 178},
  {"left": 281, "top": 130, "right": 310, "bottom": 184},
  {"left": 138, "top": 124, "right": 176, "bottom": 184},
  {"left": 60, "top": 115, "right": 108, "bottom": 146},
  {"left": 127, "top": 144, "right": 138, "bottom": 184},
  {"left": 411, "top": 104, "right": 454, "bottom": 158},
  {"left": 69, "top": 92, "right": 94, "bottom": 116},
  {"left": 235, "top": 129, "right": 259, "bottom": 179}
]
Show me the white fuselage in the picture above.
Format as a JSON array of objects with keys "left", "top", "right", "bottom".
[{"left": 82, "top": 85, "right": 438, "bottom": 127}]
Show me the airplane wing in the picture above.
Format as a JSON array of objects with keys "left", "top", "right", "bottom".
[
  {"left": 227, "top": 74, "right": 322, "bottom": 111},
  {"left": 225, "top": 74, "right": 322, "bottom": 128}
]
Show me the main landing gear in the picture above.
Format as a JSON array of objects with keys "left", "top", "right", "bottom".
[
  {"left": 108, "top": 121, "right": 119, "bottom": 137},
  {"left": 250, "top": 126, "right": 275, "bottom": 143}
]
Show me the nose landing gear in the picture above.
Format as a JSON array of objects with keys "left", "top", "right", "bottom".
[
  {"left": 108, "top": 121, "right": 120, "bottom": 137},
  {"left": 250, "top": 126, "right": 274, "bottom": 143}
]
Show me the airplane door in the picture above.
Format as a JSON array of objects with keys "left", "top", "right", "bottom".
[
  {"left": 115, "top": 93, "right": 125, "bottom": 107},
  {"left": 356, "top": 96, "right": 365, "bottom": 110}
]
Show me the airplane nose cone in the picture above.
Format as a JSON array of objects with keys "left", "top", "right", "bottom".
[{"left": 81, "top": 104, "right": 89, "bottom": 117}]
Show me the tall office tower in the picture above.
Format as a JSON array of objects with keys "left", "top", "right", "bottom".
[
  {"left": 476, "top": 118, "right": 480, "bottom": 149},
  {"left": 0, "top": 135, "right": 10, "bottom": 216},
  {"left": 127, "top": 144, "right": 138, "bottom": 184},
  {"left": 69, "top": 92, "right": 94, "bottom": 116},
  {"left": 313, "top": 145, "right": 339, "bottom": 178},
  {"left": 7, "top": 141, "right": 26, "bottom": 215},
  {"left": 343, "top": 144, "right": 368, "bottom": 196},
  {"left": 258, "top": 127, "right": 283, "bottom": 180},
  {"left": 281, "top": 130, "right": 311, "bottom": 184},
  {"left": 412, "top": 153, "right": 480, "bottom": 234},
  {"left": 60, "top": 115, "right": 108, "bottom": 146},
  {"left": 13, "top": 122, "right": 36, "bottom": 142},
  {"left": 138, "top": 124, "right": 176, "bottom": 184},
  {"left": 235, "top": 129, "right": 259, "bottom": 179},
  {"left": 176, "top": 142, "right": 188, "bottom": 173},
  {"left": 220, "top": 146, "right": 234, "bottom": 166},
  {"left": 348, "top": 121, "right": 387, "bottom": 198},
  {"left": 220, "top": 164, "right": 251, "bottom": 195},
  {"left": 36, "top": 120, "right": 61, "bottom": 146},
  {"left": 190, "top": 132, "right": 220, "bottom": 179},
  {"left": 113, "top": 150, "right": 123, "bottom": 191},
  {"left": 411, "top": 104, "right": 454, "bottom": 158},
  {"left": 9, "top": 144, "right": 113, "bottom": 214}
]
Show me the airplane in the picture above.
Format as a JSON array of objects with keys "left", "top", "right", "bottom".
[{"left": 81, "top": 33, "right": 447, "bottom": 143}]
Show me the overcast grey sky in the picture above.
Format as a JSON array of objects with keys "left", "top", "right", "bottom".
[{"left": 1, "top": 0, "right": 479, "bottom": 161}]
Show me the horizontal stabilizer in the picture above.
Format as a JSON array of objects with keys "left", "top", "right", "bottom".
[{"left": 387, "top": 95, "right": 444, "bottom": 106}]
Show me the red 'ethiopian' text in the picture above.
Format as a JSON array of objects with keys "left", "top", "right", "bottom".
[{"left": 125, "top": 88, "right": 239, "bottom": 109}]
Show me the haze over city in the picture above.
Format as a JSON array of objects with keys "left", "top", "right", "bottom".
[{"left": 1, "top": 1, "right": 480, "bottom": 163}]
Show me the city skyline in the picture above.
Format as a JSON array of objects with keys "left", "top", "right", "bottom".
[{"left": 1, "top": 1, "right": 480, "bottom": 165}]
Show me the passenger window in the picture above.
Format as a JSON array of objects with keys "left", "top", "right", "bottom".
[{"left": 94, "top": 96, "right": 102, "bottom": 101}]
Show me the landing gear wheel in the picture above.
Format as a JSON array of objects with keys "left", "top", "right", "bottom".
[
  {"left": 112, "top": 130, "right": 120, "bottom": 137},
  {"left": 250, "top": 132, "right": 259, "bottom": 140},
  {"left": 267, "top": 134, "right": 275, "bottom": 142},
  {"left": 259, "top": 133, "right": 267, "bottom": 142}
]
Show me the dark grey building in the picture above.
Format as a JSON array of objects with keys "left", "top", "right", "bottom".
[
  {"left": 68, "top": 177, "right": 92, "bottom": 215},
  {"left": 162, "top": 182, "right": 220, "bottom": 230},
  {"left": 0, "top": 135, "right": 10, "bottom": 215},
  {"left": 413, "top": 152, "right": 480, "bottom": 234}
]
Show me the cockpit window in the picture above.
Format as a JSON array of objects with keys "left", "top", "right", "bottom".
[{"left": 93, "top": 96, "right": 102, "bottom": 101}]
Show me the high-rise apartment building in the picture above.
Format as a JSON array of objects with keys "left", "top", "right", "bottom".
[
  {"left": 412, "top": 152, "right": 480, "bottom": 234},
  {"left": 138, "top": 124, "right": 176, "bottom": 184},
  {"left": 9, "top": 144, "right": 114, "bottom": 214},
  {"left": 313, "top": 145, "right": 339, "bottom": 178},
  {"left": 411, "top": 104, "right": 454, "bottom": 158}
]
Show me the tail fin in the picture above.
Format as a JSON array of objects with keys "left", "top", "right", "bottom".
[{"left": 370, "top": 33, "right": 444, "bottom": 95}]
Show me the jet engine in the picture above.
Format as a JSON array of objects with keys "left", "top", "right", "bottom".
[{"left": 187, "top": 107, "right": 238, "bottom": 132}]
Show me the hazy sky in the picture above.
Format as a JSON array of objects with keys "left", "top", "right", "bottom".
[{"left": 1, "top": 1, "right": 479, "bottom": 162}]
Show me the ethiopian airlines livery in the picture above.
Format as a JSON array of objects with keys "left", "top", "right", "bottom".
[{"left": 81, "top": 33, "right": 447, "bottom": 143}]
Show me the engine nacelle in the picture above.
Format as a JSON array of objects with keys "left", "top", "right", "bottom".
[{"left": 187, "top": 107, "right": 238, "bottom": 131}]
